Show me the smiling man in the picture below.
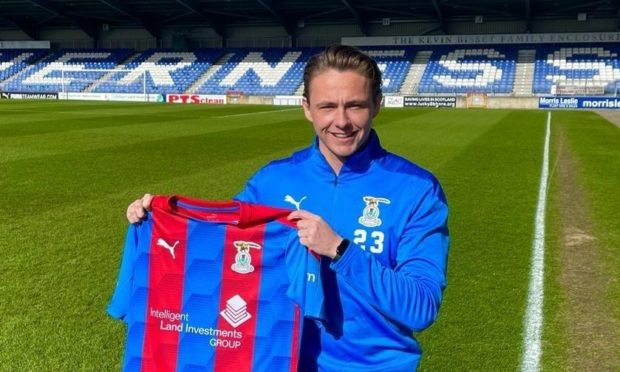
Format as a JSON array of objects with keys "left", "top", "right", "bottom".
[
  {"left": 127, "top": 45, "right": 450, "bottom": 371},
  {"left": 300, "top": 65, "right": 380, "bottom": 174}
]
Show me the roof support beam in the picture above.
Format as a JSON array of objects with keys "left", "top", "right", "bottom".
[
  {"left": 0, "top": 14, "right": 39, "bottom": 39},
  {"left": 421, "top": 24, "right": 442, "bottom": 36},
  {"left": 360, "top": 6, "right": 416, "bottom": 18},
  {"left": 26, "top": 0, "right": 98, "bottom": 39},
  {"left": 431, "top": 0, "right": 446, "bottom": 33},
  {"left": 256, "top": 0, "right": 280, "bottom": 18},
  {"left": 450, "top": 4, "right": 514, "bottom": 17},
  {"left": 96, "top": 0, "right": 162, "bottom": 40},
  {"left": 303, "top": 7, "right": 346, "bottom": 20},
  {"left": 197, "top": 9, "right": 262, "bottom": 19},
  {"left": 25, "top": 0, "right": 67, "bottom": 20},
  {"left": 176, "top": 0, "right": 226, "bottom": 37},
  {"left": 557, "top": 0, "right": 607, "bottom": 13},
  {"left": 96, "top": 0, "right": 137, "bottom": 19},
  {"left": 617, "top": 1, "right": 620, "bottom": 30},
  {"left": 341, "top": 0, "right": 368, "bottom": 35},
  {"left": 525, "top": 0, "right": 531, "bottom": 32},
  {"left": 256, "top": 0, "right": 297, "bottom": 41}
]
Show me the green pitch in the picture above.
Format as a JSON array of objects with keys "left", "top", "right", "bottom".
[{"left": 0, "top": 100, "right": 618, "bottom": 370}]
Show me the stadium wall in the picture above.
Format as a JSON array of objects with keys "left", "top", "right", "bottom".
[
  {"left": 367, "top": 22, "right": 437, "bottom": 36},
  {"left": 227, "top": 26, "right": 291, "bottom": 48},
  {"left": 297, "top": 24, "right": 362, "bottom": 47},
  {"left": 204, "top": 95, "right": 540, "bottom": 110},
  {"left": 484, "top": 97, "right": 539, "bottom": 109},
  {"left": 365, "top": 20, "right": 530, "bottom": 36},
  {"left": 361, "top": 19, "right": 602, "bottom": 36},
  {"left": 43, "top": 29, "right": 94, "bottom": 48},
  {"left": 0, "top": 29, "right": 31, "bottom": 41},
  {"left": 446, "top": 21, "right": 524, "bottom": 35},
  {"left": 99, "top": 28, "right": 157, "bottom": 50},
  {"left": 3, "top": 18, "right": 620, "bottom": 50},
  {"left": 0, "top": 28, "right": 97, "bottom": 48},
  {"left": 530, "top": 18, "right": 616, "bottom": 33},
  {"left": 163, "top": 28, "right": 222, "bottom": 49}
]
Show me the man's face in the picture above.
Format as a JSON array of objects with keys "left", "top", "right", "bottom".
[{"left": 302, "top": 68, "right": 381, "bottom": 173}]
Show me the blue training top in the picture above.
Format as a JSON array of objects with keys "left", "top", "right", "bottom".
[{"left": 235, "top": 129, "right": 450, "bottom": 371}]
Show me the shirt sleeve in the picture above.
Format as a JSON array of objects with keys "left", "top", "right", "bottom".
[
  {"left": 233, "top": 170, "right": 260, "bottom": 203},
  {"left": 106, "top": 223, "right": 140, "bottom": 321},
  {"left": 285, "top": 230, "right": 325, "bottom": 322},
  {"left": 330, "top": 178, "right": 449, "bottom": 332}
]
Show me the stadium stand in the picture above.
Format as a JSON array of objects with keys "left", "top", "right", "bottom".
[
  {"left": 194, "top": 46, "right": 417, "bottom": 95},
  {"left": 4, "top": 44, "right": 620, "bottom": 97},
  {"left": 195, "top": 48, "right": 319, "bottom": 95},
  {"left": 93, "top": 49, "right": 223, "bottom": 94},
  {"left": 417, "top": 46, "right": 517, "bottom": 95},
  {"left": 3, "top": 49, "right": 134, "bottom": 93},
  {"left": 532, "top": 44, "right": 620, "bottom": 95},
  {"left": 0, "top": 49, "right": 49, "bottom": 84},
  {"left": 362, "top": 47, "right": 416, "bottom": 94},
  {"left": 3, "top": 49, "right": 132, "bottom": 92},
  {"left": 0, "top": 47, "right": 421, "bottom": 96}
]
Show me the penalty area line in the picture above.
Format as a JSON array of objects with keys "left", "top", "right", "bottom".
[{"left": 520, "top": 111, "right": 551, "bottom": 372}]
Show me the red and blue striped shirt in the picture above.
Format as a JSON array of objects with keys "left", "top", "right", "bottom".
[{"left": 108, "top": 196, "right": 324, "bottom": 372}]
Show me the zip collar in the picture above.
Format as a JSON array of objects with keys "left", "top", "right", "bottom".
[{"left": 299, "top": 129, "right": 386, "bottom": 181}]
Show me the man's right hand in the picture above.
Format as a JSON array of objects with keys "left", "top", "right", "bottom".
[{"left": 126, "top": 193, "right": 154, "bottom": 223}]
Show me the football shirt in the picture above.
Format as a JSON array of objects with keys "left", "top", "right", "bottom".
[{"left": 108, "top": 196, "right": 323, "bottom": 372}]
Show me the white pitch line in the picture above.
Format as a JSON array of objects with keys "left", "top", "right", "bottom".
[
  {"left": 521, "top": 111, "right": 551, "bottom": 372},
  {"left": 213, "top": 107, "right": 299, "bottom": 118}
]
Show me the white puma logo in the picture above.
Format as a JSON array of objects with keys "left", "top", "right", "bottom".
[
  {"left": 156, "top": 238, "right": 179, "bottom": 259},
  {"left": 284, "top": 195, "right": 307, "bottom": 211}
]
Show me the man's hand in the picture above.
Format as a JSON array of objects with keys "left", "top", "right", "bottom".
[
  {"left": 126, "top": 193, "right": 154, "bottom": 223},
  {"left": 288, "top": 210, "right": 342, "bottom": 259}
]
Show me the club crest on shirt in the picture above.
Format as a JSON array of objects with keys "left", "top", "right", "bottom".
[
  {"left": 231, "top": 241, "right": 261, "bottom": 274},
  {"left": 358, "top": 196, "right": 391, "bottom": 227}
]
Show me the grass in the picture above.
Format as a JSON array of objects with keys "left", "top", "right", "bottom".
[
  {"left": 0, "top": 100, "right": 618, "bottom": 370},
  {"left": 415, "top": 110, "right": 547, "bottom": 371},
  {"left": 542, "top": 110, "right": 620, "bottom": 371}
]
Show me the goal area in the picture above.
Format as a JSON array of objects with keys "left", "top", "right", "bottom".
[{"left": 57, "top": 68, "right": 148, "bottom": 99}]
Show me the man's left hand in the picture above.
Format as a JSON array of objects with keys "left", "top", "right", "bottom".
[{"left": 288, "top": 210, "right": 342, "bottom": 259}]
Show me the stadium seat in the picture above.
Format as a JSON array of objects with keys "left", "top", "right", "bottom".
[
  {"left": 532, "top": 44, "right": 620, "bottom": 94},
  {"left": 5, "top": 49, "right": 134, "bottom": 93},
  {"left": 418, "top": 46, "right": 517, "bottom": 94},
  {"left": 4, "top": 44, "right": 620, "bottom": 97}
]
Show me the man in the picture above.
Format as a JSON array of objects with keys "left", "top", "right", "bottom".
[{"left": 127, "top": 45, "right": 449, "bottom": 371}]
